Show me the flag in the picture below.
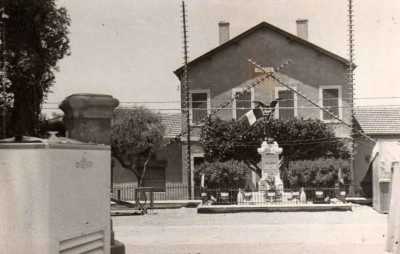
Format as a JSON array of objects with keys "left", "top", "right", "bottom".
[
  {"left": 239, "top": 99, "right": 279, "bottom": 126},
  {"left": 243, "top": 107, "right": 263, "bottom": 126}
]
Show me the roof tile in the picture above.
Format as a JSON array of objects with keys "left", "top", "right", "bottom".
[{"left": 355, "top": 108, "right": 400, "bottom": 135}]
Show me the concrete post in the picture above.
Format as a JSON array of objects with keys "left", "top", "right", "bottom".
[
  {"left": 59, "top": 93, "right": 125, "bottom": 254},
  {"left": 59, "top": 93, "right": 119, "bottom": 145}
]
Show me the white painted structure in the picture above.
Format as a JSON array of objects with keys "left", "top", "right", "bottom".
[
  {"left": 257, "top": 140, "right": 283, "bottom": 194},
  {"left": 387, "top": 162, "right": 400, "bottom": 253},
  {"left": 0, "top": 137, "right": 111, "bottom": 254},
  {"left": 370, "top": 140, "right": 400, "bottom": 213}
]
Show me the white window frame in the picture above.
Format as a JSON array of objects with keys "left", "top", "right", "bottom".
[
  {"left": 232, "top": 87, "right": 255, "bottom": 120},
  {"left": 189, "top": 89, "right": 211, "bottom": 126},
  {"left": 274, "top": 86, "right": 298, "bottom": 120},
  {"left": 319, "top": 85, "right": 342, "bottom": 122}
]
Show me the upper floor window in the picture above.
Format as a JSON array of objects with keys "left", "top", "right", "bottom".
[
  {"left": 190, "top": 90, "right": 210, "bottom": 125},
  {"left": 319, "top": 86, "right": 342, "bottom": 121},
  {"left": 232, "top": 88, "right": 254, "bottom": 119},
  {"left": 275, "top": 87, "right": 297, "bottom": 120}
]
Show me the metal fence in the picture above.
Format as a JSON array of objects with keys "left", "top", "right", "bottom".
[
  {"left": 200, "top": 187, "right": 348, "bottom": 206},
  {"left": 111, "top": 184, "right": 192, "bottom": 201},
  {"left": 111, "top": 184, "right": 348, "bottom": 205}
]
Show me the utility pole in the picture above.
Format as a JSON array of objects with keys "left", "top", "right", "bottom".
[
  {"left": 181, "top": 1, "right": 192, "bottom": 199},
  {"left": 348, "top": 0, "right": 356, "bottom": 194},
  {"left": 0, "top": 6, "right": 9, "bottom": 139}
]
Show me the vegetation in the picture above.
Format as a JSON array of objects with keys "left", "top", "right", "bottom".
[
  {"left": 194, "top": 160, "right": 251, "bottom": 189},
  {"left": 2, "top": 0, "right": 70, "bottom": 137},
  {"left": 111, "top": 107, "right": 165, "bottom": 186},
  {"left": 200, "top": 117, "right": 350, "bottom": 180},
  {"left": 284, "top": 158, "right": 350, "bottom": 188}
]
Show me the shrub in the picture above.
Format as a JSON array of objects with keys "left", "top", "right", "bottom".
[
  {"left": 283, "top": 158, "right": 351, "bottom": 188},
  {"left": 194, "top": 160, "right": 251, "bottom": 189}
]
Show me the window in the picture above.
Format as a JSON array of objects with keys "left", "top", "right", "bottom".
[
  {"left": 319, "top": 86, "right": 342, "bottom": 121},
  {"left": 190, "top": 90, "right": 210, "bottom": 125},
  {"left": 233, "top": 88, "right": 254, "bottom": 119},
  {"left": 275, "top": 87, "right": 296, "bottom": 120}
]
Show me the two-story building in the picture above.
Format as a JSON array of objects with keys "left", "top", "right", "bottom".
[
  {"left": 174, "top": 20, "right": 353, "bottom": 196},
  {"left": 112, "top": 20, "right": 355, "bottom": 200}
]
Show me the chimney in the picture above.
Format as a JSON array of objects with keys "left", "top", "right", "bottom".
[
  {"left": 296, "top": 19, "right": 308, "bottom": 40},
  {"left": 218, "top": 21, "right": 230, "bottom": 45}
]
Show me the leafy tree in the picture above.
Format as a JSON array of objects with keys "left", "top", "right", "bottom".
[
  {"left": 111, "top": 107, "right": 165, "bottom": 186},
  {"left": 200, "top": 117, "right": 350, "bottom": 177},
  {"left": 2, "top": 0, "right": 70, "bottom": 137},
  {"left": 194, "top": 160, "right": 251, "bottom": 189}
]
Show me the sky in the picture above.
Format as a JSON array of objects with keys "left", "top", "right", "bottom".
[{"left": 46, "top": 0, "right": 400, "bottom": 115}]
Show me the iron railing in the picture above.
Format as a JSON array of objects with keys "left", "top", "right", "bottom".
[
  {"left": 111, "top": 184, "right": 193, "bottom": 201},
  {"left": 111, "top": 184, "right": 348, "bottom": 205},
  {"left": 200, "top": 187, "right": 348, "bottom": 206}
]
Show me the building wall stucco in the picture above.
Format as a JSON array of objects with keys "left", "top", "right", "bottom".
[{"left": 180, "top": 27, "right": 351, "bottom": 139}]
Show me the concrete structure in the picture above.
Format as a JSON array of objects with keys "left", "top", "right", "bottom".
[
  {"left": 296, "top": 19, "right": 309, "bottom": 40},
  {"left": 60, "top": 93, "right": 119, "bottom": 145},
  {"left": 354, "top": 108, "right": 400, "bottom": 197},
  {"left": 369, "top": 141, "right": 400, "bottom": 213},
  {"left": 174, "top": 21, "right": 353, "bottom": 194},
  {"left": 0, "top": 137, "right": 111, "bottom": 254},
  {"left": 218, "top": 21, "right": 230, "bottom": 45},
  {"left": 257, "top": 140, "right": 283, "bottom": 194},
  {"left": 386, "top": 162, "right": 400, "bottom": 253},
  {"left": 197, "top": 203, "right": 352, "bottom": 213},
  {"left": 60, "top": 93, "right": 124, "bottom": 254}
]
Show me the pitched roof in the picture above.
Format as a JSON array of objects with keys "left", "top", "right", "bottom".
[
  {"left": 174, "top": 21, "right": 350, "bottom": 77},
  {"left": 355, "top": 108, "right": 400, "bottom": 135},
  {"left": 160, "top": 113, "right": 181, "bottom": 139}
]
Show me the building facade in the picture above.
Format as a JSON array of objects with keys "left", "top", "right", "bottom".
[{"left": 175, "top": 20, "right": 353, "bottom": 194}]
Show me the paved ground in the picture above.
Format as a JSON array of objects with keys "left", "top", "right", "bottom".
[{"left": 113, "top": 205, "right": 389, "bottom": 254}]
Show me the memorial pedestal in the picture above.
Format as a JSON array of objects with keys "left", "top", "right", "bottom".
[{"left": 257, "top": 140, "right": 283, "bottom": 200}]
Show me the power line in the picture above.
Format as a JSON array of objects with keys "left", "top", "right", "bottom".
[
  {"left": 43, "top": 96, "right": 400, "bottom": 105},
  {"left": 41, "top": 104, "right": 400, "bottom": 111}
]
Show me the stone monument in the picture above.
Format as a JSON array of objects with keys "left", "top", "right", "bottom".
[{"left": 257, "top": 139, "right": 283, "bottom": 197}]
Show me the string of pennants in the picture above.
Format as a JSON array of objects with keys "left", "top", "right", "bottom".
[
  {"left": 165, "top": 59, "right": 293, "bottom": 146},
  {"left": 166, "top": 58, "right": 376, "bottom": 146}
]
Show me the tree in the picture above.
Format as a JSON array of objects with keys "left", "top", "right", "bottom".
[
  {"left": 200, "top": 117, "right": 350, "bottom": 177},
  {"left": 111, "top": 107, "right": 165, "bottom": 186},
  {"left": 2, "top": 0, "right": 70, "bottom": 137}
]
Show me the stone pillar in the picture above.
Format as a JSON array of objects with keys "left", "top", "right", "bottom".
[
  {"left": 257, "top": 139, "right": 283, "bottom": 195},
  {"left": 59, "top": 93, "right": 119, "bottom": 145},
  {"left": 60, "top": 93, "right": 125, "bottom": 254}
]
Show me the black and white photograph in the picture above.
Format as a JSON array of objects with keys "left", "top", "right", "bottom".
[{"left": 0, "top": 1, "right": 400, "bottom": 253}]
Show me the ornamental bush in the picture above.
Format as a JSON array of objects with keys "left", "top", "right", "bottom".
[
  {"left": 194, "top": 160, "right": 251, "bottom": 189},
  {"left": 283, "top": 158, "right": 351, "bottom": 188}
]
